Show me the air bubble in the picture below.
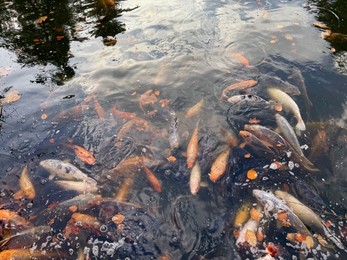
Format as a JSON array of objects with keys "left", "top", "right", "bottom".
[
  {"left": 69, "top": 248, "right": 74, "bottom": 255},
  {"left": 100, "top": 225, "right": 108, "bottom": 232}
]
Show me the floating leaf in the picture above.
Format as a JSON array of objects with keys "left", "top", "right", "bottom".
[
  {"left": 154, "top": 90, "right": 160, "bottom": 96},
  {"left": 167, "top": 156, "right": 177, "bottom": 163},
  {"left": 270, "top": 39, "right": 278, "bottom": 44},
  {"left": 245, "top": 230, "right": 257, "bottom": 247},
  {"left": 277, "top": 212, "right": 287, "bottom": 221},
  {"left": 139, "top": 90, "right": 158, "bottom": 111},
  {"left": 68, "top": 205, "right": 78, "bottom": 212},
  {"left": 41, "top": 114, "right": 48, "bottom": 120},
  {"left": 294, "top": 233, "right": 307, "bottom": 242},
  {"left": 4, "top": 89, "right": 21, "bottom": 104},
  {"left": 286, "top": 233, "right": 295, "bottom": 242},
  {"left": 276, "top": 24, "right": 284, "bottom": 29},
  {"left": 256, "top": 229, "right": 264, "bottom": 241}
]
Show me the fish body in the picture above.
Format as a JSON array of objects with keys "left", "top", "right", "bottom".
[
  {"left": 168, "top": 109, "right": 180, "bottom": 149},
  {"left": 234, "top": 53, "right": 250, "bottom": 67},
  {"left": 260, "top": 74, "right": 301, "bottom": 96},
  {"left": 186, "top": 122, "right": 199, "bottom": 168},
  {"left": 185, "top": 99, "right": 204, "bottom": 118},
  {"left": 39, "top": 159, "right": 92, "bottom": 182},
  {"left": 115, "top": 119, "right": 135, "bottom": 142},
  {"left": 209, "top": 147, "right": 230, "bottom": 182},
  {"left": 14, "top": 165, "right": 36, "bottom": 200},
  {"left": 93, "top": 96, "right": 105, "bottom": 119},
  {"left": 55, "top": 180, "right": 98, "bottom": 194},
  {"left": 275, "top": 114, "right": 303, "bottom": 156},
  {"left": 244, "top": 124, "right": 289, "bottom": 154},
  {"left": 252, "top": 189, "right": 311, "bottom": 236},
  {"left": 234, "top": 201, "right": 252, "bottom": 228},
  {"left": 287, "top": 68, "right": 313, "bottom": 108},
  {"left": 111, "top": 107, "right": 136, "bottom": 121},
  {"left": 65, "top": 143, "right": 96, "bottom": 165},
  {"left": 274, "top": 190, "right": 346, "bottom": 250},
  {"left": 189, "top": 161, "right": 201, "bottom": 195},
  {"left": 239, "top": 130, "right": 276, "bottom": 158},
  {"left": 142, "top": 165, "right": 162, "bottom": 192},
  {"left": 221, "top": 80, "right": 258, "bottom": 99},
  {"left": 0, "top": 210, "right": 32, "bottom": 227},
  {"left": 267, "top": 88, "right": 306, "bottom": 131}
]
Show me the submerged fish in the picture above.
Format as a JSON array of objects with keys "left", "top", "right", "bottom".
[
  {"left": 13, "top": 165, "right": 36, "bottom": 200},
  {"left": 64, "top": 143, "right": 96, "bottom": 165},
  {"left": 267, "top": 88, "right": 306, "bottom": 131},
  {"left": 185, "top": 99, "right": 204, "bottom": 118},
  {"left": 189, "top": 161, "right": 201, "bottom": 195},
  {"left": 287, "top": 68, "right": 313, "bottom": 109},
  {"left": 260, "top": 74, "right": 301, "bottom": 96},
  {"left": 168, "top": 109, "right": 180, "bottom": 149},
  {"left": 221, "top": 80, "right": 258, "bottom": 99},
  {"left": 239, "top": 130, "right": 276, "bottom": 158},
  {"left": 274, "top": 190, "right": 346, "bottom": 250},
  {"left": 252, "top": 189, "right": 311, "bottom": 236},
  {"left": 142, "top": 165, "right": 162, "bottom": 193},
  {"left": 209, "top": 147, "right": 230, "bottom": 182},
  {"left": 275, "top": 114, "right": 303, "bottom": 156},
  {"left": 39, "top": 159, "right": 93, "bottom": 182},
  {"left": 186, "top": 121, "right": 199, "bottom": 169},
  {"left": 54, "top": 179, "right": 98, "bottom": 194}
]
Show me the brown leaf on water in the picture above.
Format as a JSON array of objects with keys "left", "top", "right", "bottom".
[
  {"left": 41, "top": 114, "right": 48, "bottom": 120},
  {"left": 245, "top": 230, "right": 257, "bottom": 247},
  {"left": 139, "top": 90, "right": 158, "bottom": 112},
  {"left": 4, "top": 89, "right": 21, "bottom": 104},
  {"left": 35, "top": 16, "right": 48, "bottom": 24}
]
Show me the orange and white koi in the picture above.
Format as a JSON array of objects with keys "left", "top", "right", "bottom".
[{"left": 221, "top": 80, "right": 258, "bottom": 99}]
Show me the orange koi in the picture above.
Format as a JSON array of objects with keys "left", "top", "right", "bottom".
[
  {"left": 115, "top": 119, "right": 136, "bottom": 142},
  {"left": 65, "top": 143, "right": 96, "bottom": 165},
  {"left": 13, "top": 165, "right": 36, "bottom": 200},
  {"left": 185, "top": 99, "right": 204, "bottom": 118},
  {"left": 115, "top": 176, "right": 134, "bottom": 201},
  {"left": 186, "top": 122, "right": 199, "bottom": 168},
  {"left": 53, "top": 104, "right": 89, "bottom": 122},
  {"left": 234, "top": 53, "right": 250, "bottom": 67},
  {"left": 0, "top": 209, "right": 32, "bottom": 227},
  {"left": 111, "top": 106, "right": 136, "bottom": 121},
  {"left": 142, "top": 165, "right": 162, "bottom": 192},
  {"left": 0, "top": 249, "right": 59, "bottom": 259},
  {"left": 221, "top": 80, "right": 258, "bottom": 99},
  {"left": 209, "top": 147, "right": 230, "bottom": 182},
  {"left": 93, "top": 96, "right": 105, "bottom": 119},
  {"left": 71, "top": 212, "right": 102, "bottom": 230}
]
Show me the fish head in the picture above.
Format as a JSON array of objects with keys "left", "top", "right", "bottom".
[{"left": 239, "top": 130, "right": 252, "bottom": 141}]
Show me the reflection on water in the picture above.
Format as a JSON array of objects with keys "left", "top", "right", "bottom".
[{"left": 0, "top": 0, "right": 347, "bottom": 258}]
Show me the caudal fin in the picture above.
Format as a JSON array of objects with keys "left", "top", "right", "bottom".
[{"left": 296, "top": 117, "right": 306, "bottom": 131}]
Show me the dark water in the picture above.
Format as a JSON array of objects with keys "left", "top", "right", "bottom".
[{"left": 0, "top": 0, "right": 347, "bottom": 259}]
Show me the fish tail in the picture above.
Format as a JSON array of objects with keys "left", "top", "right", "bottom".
[
  {"left": 295, "top": 117, "right": 306, "bottom": 131},
  {"left": 323, "top": 223, "right": 347, "bottom": 252}
]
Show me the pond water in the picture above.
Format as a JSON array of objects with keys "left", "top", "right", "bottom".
[{"left": 0, "top": 0, "right": 347, "bottom": 259}]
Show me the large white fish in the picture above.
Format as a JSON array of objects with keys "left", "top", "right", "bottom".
[
  {"left": 55, "top": 180, "right": 98, "bottom": 194},
  {"left": 274, "top": 190, "right": 346, "bottom": 251},
  {"left": 39, "top": 159, "right": 93, "bottom": 182},
  {"left": 253, "top": 189, "right": 311, "bottom": 236},
  {"left": 267, "top": 88, "right": 306, "bottom": 131}
]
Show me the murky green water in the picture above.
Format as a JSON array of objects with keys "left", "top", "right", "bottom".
[{"left": 0, "top": 0, "right": 347, "bottom": 259}]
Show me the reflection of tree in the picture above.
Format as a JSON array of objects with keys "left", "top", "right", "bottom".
[
  {"left": 309, "top": 0, "right": 347, "bottom": 51},
  {"left": 0, "top": 0, "right": 130, "bottom": 84}
]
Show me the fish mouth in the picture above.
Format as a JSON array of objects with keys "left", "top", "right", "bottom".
[
  {"left": 239, "top": 130, "right": 250, "bottom": 138},
  {"left": 252, "top": 189, "right": 263, "bottom": 199}
]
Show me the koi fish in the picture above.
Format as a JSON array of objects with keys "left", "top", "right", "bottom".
[
  {"left": 275, "top": 190, "right": 346, "bottom": 250},
  {"left": 115, "top": 119, "right": 136, "bottom": 142},
  {"left": 168, "top": 109, "right": 180, "bottom": 150},
  {"left": 186, "top": 121, "right": 199, "bottom": 168},
  {"left": 54, "top": 179, "right": 98, "bottom": 194},
  {"left": 115, "top": 176, "right": 134, "bottom": 201},
  {"left": 39, "top": 159, "right": 93, "bottom": 182},
  {"left": 93, "top": 95, "right": 105, "bottom": 119},
  {"left": 185, "top": 99, "right": 204, "bottom": 118},
  {"left": 0, "top": 249, "right": 62, "bottom": 259},
  {"left": 221, "top": 80, "right": 258, "bottom": 99},
  {"left": 189, "top": 161, "right": 201, "bottom": 195},
  {"left": 239, "top": 130, "right": 276, "bottom": 158},
  {"left": 0, "top": 209, "right": 32, "bottom": 227},
  {"left": 234, "top": 201, "right": 252, "bottom": 228},
  {"left": 236, "top": 205, "right": 262, "bottom": 247},
  {"left": 287, "top": 68, "right": 313, "bottom": 109},
  {"left": 111, "top": 106, "right": 136, "bottom": 121},
  {"left": 142, "top": 165, "right": 162, "bottom": 192},
  {"left": 52, "top": 104, "right": 89, "bottom": 122},
  {"left": 209, "top": 147, "right": 230, "bottom": 182},
  {"left": 267, "top": 88, "right": 306, "bottom": 131},
  {"left": 253, "top": 189, "right": 311, "bottom": 236},
  {"left": 234, "top": 53, "right": 250, "bottom": 67},
  {"left": 13, "top": 165, "right": 36, "bottom": 200},
  {"left": 64, "top": 143, "right": 96, "bottom": 165}
]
